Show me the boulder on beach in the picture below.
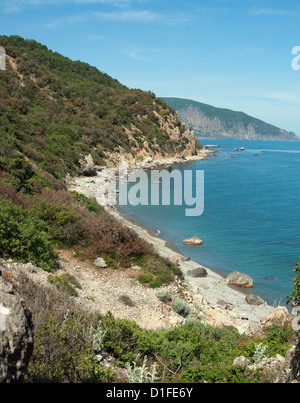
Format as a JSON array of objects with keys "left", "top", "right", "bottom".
[
  {"left": 226, "top": 271, "right": 253, "bottom": 288},
  {"left": 186, "top": 267, "right": 208, "bottom": 278},
  {"left": 245, "top": 294, "right": 265, "bottom": 306},
  {"left": 183, "top": 237, "right": 203, "bottom": 246}
]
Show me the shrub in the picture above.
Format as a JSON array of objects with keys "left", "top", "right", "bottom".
[
  {"left": 0, "top": 197, "right": 56, "bottom": 271},
  {"left": 125, "top": 354, "right": 158, "bottom": 383},
  {"left": 253, "top": 343, "right": 269, "bottom": 364},
  {"left": 179, "top": 365, "right": 262, "bottom": 383},
  {"left": 156, "top": 289, "right": 172, "bottom": 303},
  {"left": 48, "top": 273, "right": 81, "bottom": 297},
  {"left": 287, "top": 259, "right": 300, "bottom": 307},
  {"left": 27, "top": 311, "right": 115, "bottom": 383},
  {"left": 71, "top": 191, "right": 102, "bottom": 215},
  {"left": 32, "top": 201, "right": 83, "bottom": 247},
  {"left": 172, "top": 297, "right": 191, "bottom": 318}
]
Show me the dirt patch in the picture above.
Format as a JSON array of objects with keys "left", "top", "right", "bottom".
[{"left": 1, "top": 251, "right": 185, "bottom": 331}]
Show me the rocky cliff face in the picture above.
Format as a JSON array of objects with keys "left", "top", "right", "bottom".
[
  {"left": 0, "top": 274, "right": 34, "bottom": 383},
  {"left": 163, "top": 98, "right": 299, "bottom": 141},
  {"left": 101, "top": 110, "right": 201, "bottom": 170}
]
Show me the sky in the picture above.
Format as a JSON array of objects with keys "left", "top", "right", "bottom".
[{"left": 1, "top": 0, "right": 300, "bottom": 136}]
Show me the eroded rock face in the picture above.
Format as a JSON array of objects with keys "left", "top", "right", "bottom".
[{"left": 0, "top": 277, "right": 34, "bottom": 383}]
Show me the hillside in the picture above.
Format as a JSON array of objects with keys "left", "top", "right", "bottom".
[
  {"left": 0, "top": 36, "right": 298, "bottom": 384},
  {"left": 0, "top": 36, "right": 201, "bottom": 183},
  {"left": 162, "top": 97, "right": 299, "bottom": 141}
]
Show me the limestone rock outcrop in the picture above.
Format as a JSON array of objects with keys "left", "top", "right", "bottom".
[{"left": 0, "top": 277, "right": 34, "bottom": 383}]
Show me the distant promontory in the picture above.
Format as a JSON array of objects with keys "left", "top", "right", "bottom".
[{"left": 162, "top": 97, "right": 299, "bottom": 141}]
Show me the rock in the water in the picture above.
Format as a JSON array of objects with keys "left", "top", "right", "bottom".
[
  {"left": 186, "top": 267, "right": 208, "bottom": 278},
  {"left": 245, "top": 294, "right": 265, "bottom": 306},
  {"left": 94, "top": 257, "right": 107, "bottom": 269},
  {"left": 183, "top": 237, "right": 203, "bottom": 246},
  {"left": 0, "top": 278, "right": 34, "bottom": 383},
  {"left": 226, "top": 271, "right": 253, "bottom": 288}
]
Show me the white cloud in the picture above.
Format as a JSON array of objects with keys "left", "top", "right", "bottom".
[
  {"left": 42, "top": 9, "right": 162, "bottom": 28},
  {"left": 124, "top": 47, "right": 163, "bottom": 62},
  {"left": 92, "top": 10, "right": 160, "bottom": 22},
  {"left": 2, "top": 0, "right": 134, "bottom": 13},
  {"left": 249, "top": 6, "right": 295, "bottom": 17},
  {"left": 264, "top": 93, "right": 300, "bottom": 103}
]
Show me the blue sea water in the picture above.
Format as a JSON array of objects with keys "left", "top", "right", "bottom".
[{"left": 119, "top": 140, "right": 300, "bottom": 307}]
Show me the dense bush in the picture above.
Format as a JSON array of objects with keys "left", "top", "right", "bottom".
[
  {"left": 0, "top": 197, "right": 56, "bottom": 271},
  {"left": 287, "top": 259, "right": 300, "bottom": 307}
]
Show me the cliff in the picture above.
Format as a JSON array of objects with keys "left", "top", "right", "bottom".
[{"left": 163, "top": 97, "right": 299, "bottom": 141}]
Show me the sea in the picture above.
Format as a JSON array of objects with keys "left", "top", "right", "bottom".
[{"left": 118, "top": 139, "right": 300, "bottom": 307}]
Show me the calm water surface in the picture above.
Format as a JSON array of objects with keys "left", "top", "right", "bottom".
[{"left": 119, "top": 139, "right": 300, "bottom": 306}]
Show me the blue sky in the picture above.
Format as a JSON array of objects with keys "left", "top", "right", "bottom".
[{"left": 1, "top": 0, "right": 300, "bottom": 135}]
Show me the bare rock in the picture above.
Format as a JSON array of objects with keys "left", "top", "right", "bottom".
[
  {"left": 186, "top": 267, "right": 208, "bottom": 278},
  {"left": 276, "top": 338, "right": 300, "bottom": 383},
  {"left": 79, "top": 154, "right": 97, "bottom": 177},
  {"left": 0, "top": 277, "right": 34, "bottom": 383},
  {"left": 245, "top": 294, "right": 265, "bottom": 306},
  {"left": 169, "top": 255, "right": 181, "bottom": 267},
  {"left": 249, "top": 355, "right": 286, "bottom": 382},
  {"left": 260, "top": 306, "right": 291, "bottom": 331},
  {"left": 93, "top": 257, "right": 107, "bottom": 269},
  {"left": 233, "top": 356, "right": 251, "bottom": 367},
  {"left": 226, "top": 271, "right": 253, "bottom": 288},
  {"left": 183, "top": 237, "right": 203, "bottom": 246}
]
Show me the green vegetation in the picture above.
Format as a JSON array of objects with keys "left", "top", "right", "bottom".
[
  {"left": 4, "top": 267, "right": 296, "bottom": 383},
  {"left": 0, "top": 35, "right": 188, "bottom": 182},
  {"left": 0, "top": 35, "right": 298, "bottom": 384},
  {"left": 48, "top": 273, "right": 82, "bottom": 297},
  {"left": 133, "top": 253, "right": 181, "bottom": 288},
  {"left": 0, "top": 197, "right": 56, "bottom": 271},
  {"left": 287, "top": 259, "right": 300, "bottom": 307},
  {"left": 172, "top": 297, "right": 191, "bottom": 318}
]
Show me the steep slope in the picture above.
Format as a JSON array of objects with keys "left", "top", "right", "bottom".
[
  {"left": 162, "top": 97, "right": 298, "bottom": 141},
  {"left": 0, "top": 36, "right": 201, "bottom": 182}
]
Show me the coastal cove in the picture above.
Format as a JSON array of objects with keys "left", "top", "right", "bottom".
[
  {"left": 68, "top": 142, "right": 299, "bottom": 329},
  {"left": 117, "top": 139, "right": 300, "bottom": 308}
]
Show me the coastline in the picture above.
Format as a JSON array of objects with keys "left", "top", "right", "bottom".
[
  {"left": 67, "top": 150, "right": 281, "bottom": 332},
  {"left": 105, "top": 205, "right": 276, "bottom": 324}
]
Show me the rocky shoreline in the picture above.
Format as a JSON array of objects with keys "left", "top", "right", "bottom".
[{"left": 67, "top": 150, "right": 296, "bottom": 335}]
